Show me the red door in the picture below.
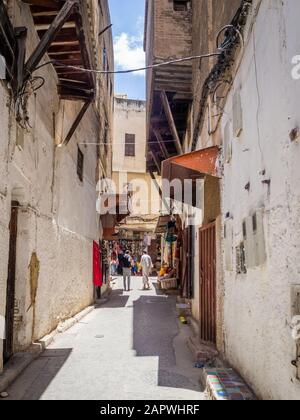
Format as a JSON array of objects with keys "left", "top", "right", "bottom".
[{"left": 199, "top": 222, "right": 216, "bottom": 344}]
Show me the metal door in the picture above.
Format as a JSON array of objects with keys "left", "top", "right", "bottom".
[
  {"left": 3, "top": 202, "right": 18, "bottom": 363},
  {"left": 199, "top": 222, "right": 216, "bottom": 344}
]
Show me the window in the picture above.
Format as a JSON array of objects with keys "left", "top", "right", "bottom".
[
  {"left": 173, "top": 0, "right": 190, "bottom": 11},
  {"left": 77, "top": 147, "right": 84, "bottom": 182},
  {"left": 125, "top": 134, "right": 135, "bottom": 157},
  {"left": 103, "top": 46, "right": 107, "bottom": 71},
  {"left": 104, "top": 123, "right": 108, "bottom": 154},
  {"left": 236, "top": 243, "right": 247, "bottom": 274}
]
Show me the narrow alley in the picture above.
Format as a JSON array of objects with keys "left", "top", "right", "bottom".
[
  {"left": 1, "top": 0, "right": 300, "bottom": 403},
  {"left": 4, "top": 278, "right": 204, "bottom": 401}
]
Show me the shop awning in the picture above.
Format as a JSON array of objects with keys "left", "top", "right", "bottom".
[
  {"left": 100, "top": 193, "right": 131, "bottom": 240},
  {"left": 100, "top": 193, "right": 130, "bottom": 217},
  {"left": 155, "top": 215, "right": 172, "bottom": 234},
  {"left": 162, "top": 146, "right": 221, "bottom": 181},
  {"left": 161, "top": 146, "right": 221, "bottom": 208}
]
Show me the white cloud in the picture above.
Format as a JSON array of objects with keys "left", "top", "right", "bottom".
[{"left": 114, "top": 32, "right": 145, "bottom": 76}]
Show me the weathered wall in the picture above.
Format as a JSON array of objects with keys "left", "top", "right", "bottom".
[
  {"left": 113, "top": 98, "right": 147, "bottom": 174},
  {"left": 191, "top": 0, "right": 241, "bottom": 135},
  {"left": 0, "top": 0, "right": 113, "bottom": 372},
  {"left": 153, "top": 0, "right": 192, "bottom": 60},
  {"left": 220, "top": 0, "right": 300, "bottom": 400}
]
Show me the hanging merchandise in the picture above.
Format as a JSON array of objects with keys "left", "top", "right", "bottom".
[
  {"left": 143, "top": 233, "right": 152, "bottom": 247},
  {"left": 93, "top": 241, "right": 102, "bottom": 287},
  {"left": 165, "top": 219, "right": 177, "bottom": 243}
]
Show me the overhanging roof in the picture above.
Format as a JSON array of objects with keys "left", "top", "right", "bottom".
[
  {"left": 100, "top": 193, "right": 130, "bottom": 218},
  {"left": 23, "top": 0, "right": 95, "bottom": 101},
  {"left": 155, "top": 214, "right": 172, "bottom": 234},
  {"left": 162, "top": 146, "right": 221, "bottom": 181},
  {"left": 161, "top": 146, "right": 221, "bottom": 208}
]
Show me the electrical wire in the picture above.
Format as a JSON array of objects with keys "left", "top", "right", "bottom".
[
  {"left": 34, "top": 53, "right": 223, "bottom": 75},
  {"left": 32, "top": 26, "right": 244, "bottom": 76}
]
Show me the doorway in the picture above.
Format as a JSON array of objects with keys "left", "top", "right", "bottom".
[
  {"left": 199, "top": 222, "right": 216, "bottom": 344},
  {"left": 3, "top": 201, "right": 19, "bottom": 364}
]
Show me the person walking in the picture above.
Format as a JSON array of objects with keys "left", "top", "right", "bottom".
[
  {"left": 110, "top": 253, "right": 118, "bottom": 276},
  {"left": 140, "top": 250, "right": 153, "bottom": 290},
  {"left": 122, "top": 251, "right": 133, "bottom": 292}
]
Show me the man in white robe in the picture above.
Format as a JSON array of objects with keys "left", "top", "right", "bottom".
[{"left": 140, "top": 251, "right": 153, "bottom": 290}]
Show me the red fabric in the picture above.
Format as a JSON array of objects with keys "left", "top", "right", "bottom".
[{"left": 93, "top": 241, "right": 102, "bottom": 287}]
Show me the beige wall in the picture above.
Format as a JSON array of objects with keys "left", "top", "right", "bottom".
[
  {"left": 112, "top": 96, "right": 159, "bottom": 229},
  {"left": 113, "top": 97, "right": 147, "bottom": 174}
]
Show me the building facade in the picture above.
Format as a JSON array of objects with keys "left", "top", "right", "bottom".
[
  {"left": 145, "top": 0, "right": 300, "bottom": 400},
  {"left": 0, "top": 0, "right": 113, "bottom": 373},
  {"left": 112, "top": 95, "right": 160, "bottom": 258}
]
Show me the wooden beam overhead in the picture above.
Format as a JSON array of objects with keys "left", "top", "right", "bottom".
[
  {"left": 22, "top": 0, "right": 64, "bottom": 8},
  {"left": 150, "top": 150, "right": 162, "bottom": 175},
  {"left": 151, "top": 126, "right": 169, "bottom": 160},
  {"left": 25, "top": 0, "right": 78, "bottom": 77},
  {"left": 160, "top": 91, "right": 183, "bottom": 156},
  {"left": 149, "top": 171, "right": 170, "bottom": 212}
]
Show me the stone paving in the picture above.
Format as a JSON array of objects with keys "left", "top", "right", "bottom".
[{"left": 4, "top": 277, "right": 204, "bottom": 400}]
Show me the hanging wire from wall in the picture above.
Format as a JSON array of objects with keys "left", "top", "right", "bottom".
[{"left": 15, "top": 76, "right": 45, "bottom": 130}]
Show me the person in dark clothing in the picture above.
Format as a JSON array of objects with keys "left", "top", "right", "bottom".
[
  {"left": 122, "top": 251, "right": 133, "bottom": 291},
  {"left": 117, "top": 251, "right": 124, "bottom": 275}
]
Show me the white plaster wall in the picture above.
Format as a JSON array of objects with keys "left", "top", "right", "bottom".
[{"left": 221, "top": 0, "right": 300, "bottom": 400}]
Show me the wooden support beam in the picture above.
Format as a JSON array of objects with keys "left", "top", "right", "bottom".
[
  {"left": 149, "top": 171, "right": 170, "bottom": 213},
  {"left": 150, "top": 151, "right": 162, "bottom": 176},
  {"left": 62, "top": 100, "right": 91, "bottom": 146},
  {"left": 24, "top": 0, "right": 77, "bottom": 78},
  {"left": 151, "top": 126, "right": 169, "bottom": 159},
  {"left": 22, "top": 0, "right": 64, "bottom": 8},
  {"left": 73, "top": 6, "right": 94, "bottom": 90},
  {"left": 13, "top": 27, "right": 27, "bottom": 96},
  {"left": 160, "top": 91, "right": 183, "bottom": 156}
]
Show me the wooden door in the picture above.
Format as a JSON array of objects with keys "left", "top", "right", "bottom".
[
  {"left": 199, "top": 222, "right": 216, "bottom": 344},
  {"left": 182, "top": 226, "right": 193, "bottom": 299},
  {"left": 3, "top": 202, "right": 18, "bottom": 363}
]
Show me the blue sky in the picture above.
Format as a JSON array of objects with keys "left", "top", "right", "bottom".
[{"left": 109, "top": 0, "right": 146, "bottom": 100}]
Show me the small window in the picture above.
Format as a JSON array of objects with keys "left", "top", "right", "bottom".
[
  {"left": 252, "top": 213, "right": 257, "bottom": 232},
  {"left": 242, "top": 221, "right": 247, "bottom": 239},
  {"left": 103, "top": 47, "right": 107, "bottom": 71},
  {"left": 125, "top": 134, "right": 135, "bottom": 157},
  {"left": 104, "top": 123, "right": 108, "bottom": 154},
  {"left": 173, "top": 0, "right": 190, "bottom": 11},
  {"left": 77, "top": 147, "right": 84, "bottom": 182},
  {"left": 236, "top": 243, "right": 247, "bottom": 274}
]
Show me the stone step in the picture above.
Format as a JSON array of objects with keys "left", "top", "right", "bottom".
[{"left": 204, "top": 367, "right": 256, "bottom": 401}]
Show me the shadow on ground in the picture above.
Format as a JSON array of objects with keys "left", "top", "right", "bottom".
[
  {"left": 132, "top": 288, "right": 201, "bottom": 393},
  {"left": 99, "top": 289, "right": 130, "bottom": 308},
  {"left": 5, "top": 348, "right": 72, "bottom": 400}
]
